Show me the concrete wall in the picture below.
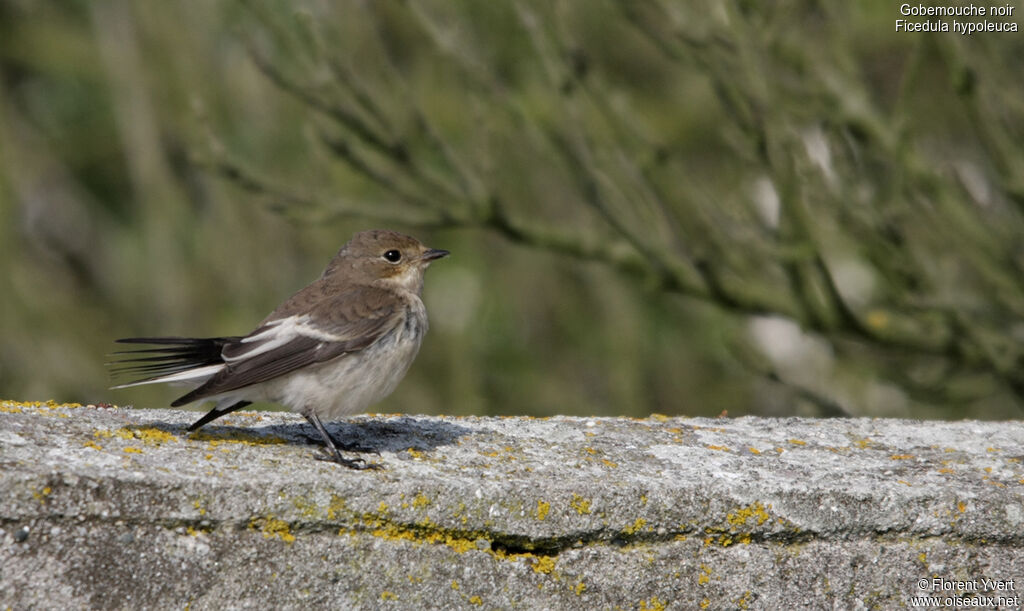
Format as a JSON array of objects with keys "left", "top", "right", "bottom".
[{"left": 2, "top": 401, "right": 1023, "bottom": 609}]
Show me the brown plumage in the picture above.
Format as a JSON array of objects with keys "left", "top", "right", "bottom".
[{"left": 111, "top": 230, "right": 449, "bottom": 469}]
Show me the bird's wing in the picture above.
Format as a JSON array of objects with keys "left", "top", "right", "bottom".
[{"left": 170, "top": 285, "right": 405, "bottom": 406}]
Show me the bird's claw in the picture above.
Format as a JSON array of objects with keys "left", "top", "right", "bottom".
[{"left": 315, "top": 450, "right": 383, "bottom": 470}]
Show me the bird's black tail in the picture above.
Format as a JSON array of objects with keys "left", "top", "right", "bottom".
[{"left": 108, "top": 336, "right": 240, "bottom": 387}]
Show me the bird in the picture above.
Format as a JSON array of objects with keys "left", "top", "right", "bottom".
[{"left": 110, "top": 229, "right": 449, "bottom": 469}]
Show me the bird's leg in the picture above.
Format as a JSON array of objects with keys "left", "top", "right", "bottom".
[{"left": 303, "top": 412, "right": 380, "bottom": 470}]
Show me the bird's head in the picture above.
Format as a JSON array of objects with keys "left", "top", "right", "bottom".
[{"left": 325, "top": 230, "right": 449, "bottom": 294}]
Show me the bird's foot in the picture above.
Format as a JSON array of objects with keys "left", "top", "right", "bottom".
[{"left": 315, "top": 449, "right": 383, "bottom": 470}]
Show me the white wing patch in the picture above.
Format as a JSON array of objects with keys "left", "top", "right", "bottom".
[
  {"left": 110, "top": 363, "right": 225, "bottom": 389},
  {"left": 223, "top": 315, "right": 342, "bottom": 363}
]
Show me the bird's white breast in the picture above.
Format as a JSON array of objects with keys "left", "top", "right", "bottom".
[{"left": 258, "top": 301, "right": 428, "bottom": 420}]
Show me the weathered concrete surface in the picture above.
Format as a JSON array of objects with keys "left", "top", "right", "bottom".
[{"left": 1, "top": 400, "right": 1023, "bottom": 610}]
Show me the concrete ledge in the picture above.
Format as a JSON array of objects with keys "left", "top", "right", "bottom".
[{"left": 2, "top": 400, "right": 1023, "bottom": 609}]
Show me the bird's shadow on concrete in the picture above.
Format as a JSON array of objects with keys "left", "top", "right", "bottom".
[{"left": 138, "top": 416, "right": 472, "bottom": 456}]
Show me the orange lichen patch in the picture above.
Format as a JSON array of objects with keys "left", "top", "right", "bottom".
[
  {"left": 937, "top": 468, "right": 954, "bottom": 474},
  {"left": 748, "top": 447, "right": 762, "bottom": 455},
  {"left": 890, "top": 454, "right": 914, "bottom": 460},
  {"left": 706, "top": 445, "right": 731, "bottom": 452},
  {"left": 853, "top": 438, "right": 872, "bottom": 449},
  {"left": 787, "top": 439, "right": 806, "bottom": 446}
]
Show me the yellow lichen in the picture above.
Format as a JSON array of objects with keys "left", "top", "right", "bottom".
[
  {"left": 532, "top": 556, "right": 556, "bottom": 574},
  {"left": 134, "top": 427, "right": 177, "bottom": 444},
  {"left": 451, "top": 580, "right": 459, "bottom": 590},
  {"left": 82, "top": 441, "right": 103, "bottom": 451},
  {"left": 2, "top": 399, "right": 83, "bottom": 411},
  {"left": 536, "top": 500, "right": 550, "bottom": 521},
  {"left": 570, "top": 494, "right": 592, "bottom": 515},
  {"left": 726, "top": 502, "right": 771, "bottom": 527},
  {"left": 623, "top": 518, "right": 647, "bottom": 535},
  {"left": 380, "top": 591, "right": 397, "bottom": 601},
  {"left": 251, "top": 516, "right": 295, "bottom": 543},
  {"left": 788, "top": 439, "right": 806, "bottom": 446},
  {"left": 706, "top": 445, "right": 731, "bottom": 452},
  {"left": 890, "top": 454, "right": 914, "bottom": 460},
  {"left": 412, "top": 493, "right": 431, "bottom": 509},
  {"left": 638, "top": 596, "right": 666, "bottom": 611},
  {"left": 123, "top": 447, "right": 143, "bottom": 454},
  {"left": 468, "top": 596, "right": 482, "bottom": 605},
  {"left": 327, "top": 495, "right": 347, "bottom": 520},
  {"left": 698, "top": 564, "right": 712, "bottom": 585},
  {"left": 574, "top": 581, "right": 586, "bottom": 595}
]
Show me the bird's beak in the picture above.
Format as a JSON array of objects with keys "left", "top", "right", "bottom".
[{"left": 421, "top": 248, "right": 450, "bottom": 262}]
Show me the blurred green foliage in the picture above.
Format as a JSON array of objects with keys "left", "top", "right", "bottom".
[{"left": 1, "top": 1, "right": 1022, "bottom": 419}]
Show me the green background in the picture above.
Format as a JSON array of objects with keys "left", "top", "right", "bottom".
[{"left": 2, "top": 1, "right": 1022, "bottom": 420}]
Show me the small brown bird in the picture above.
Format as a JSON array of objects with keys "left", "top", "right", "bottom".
[{"left": 111, "top": 230, "right": 449, "bottom": 469}]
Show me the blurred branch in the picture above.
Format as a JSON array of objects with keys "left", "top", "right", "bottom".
[{"left": 214, "top": 0, "right": 1024, "bottom": 412}]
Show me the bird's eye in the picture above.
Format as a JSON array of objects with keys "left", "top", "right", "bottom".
[{"left": 383, "top": 250, "right": 402, "bottom": 263}]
